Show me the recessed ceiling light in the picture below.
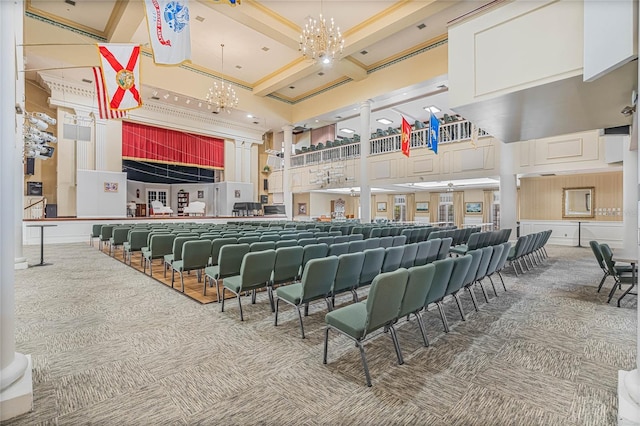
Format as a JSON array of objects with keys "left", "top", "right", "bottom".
[
  {"left": 360, "top": 50, "right": 368, "bottom": 55},
  {"left": 437, "top": 84, "right": 447, "bottom": 89},
  {"left": 340, "top": 128, "right": 355, "bottom": 134},
  {"left": 289, "top": 86, "right": 295, "bottom": 89},
  {"left": 315, "top": 119, "right": 319, "bottom": 123},
  {"left": 247, "top": 114, "right": 253, "bottom": 118},
  {"left": 64, "top": 0, "right": 76, "bottom": 6},
  {"left": 376, "top": 118, "right": 392, "bottom": 125},
  {"left": 424, "top": 105, "right": 441, "bottom": 113},
  {"left": 195, "top": 15, "right": 205, "bottom": 22},
  {"left": 317, "top": 72, "right": 325, "bottom": 76},
  {"left": 322, "top": 57, "right": 330, "bottom": 64},
  {"left": 261, "top": 46, "right": 270, "bottom": 52},
  {"left": 235, "top": 65, "right": 242, "bottom": 69},
  {"left": 416, "top": 23, "right": 426, "bottom": 30},
  {"left": 335, "top": 115, "right": 342, "bottom": 119},
  {"left": 81, "top": 78, "right": 92, "bottom": 84}
]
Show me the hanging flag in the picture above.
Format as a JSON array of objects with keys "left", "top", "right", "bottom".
[
  {"left": 401, "top": 117, "right": 411, "bottom": 157},
  {"left": 97, "top": 44, "right": 142, "bottom": 112},
  {"left": 92, "top": 67, "right": 126, "bottom": 120},
  {"left": 429, "top": 112, "right": 440, "bottom": 154},
  {"left": 144, "top": 0, "right": 191, "bottom": 64}
]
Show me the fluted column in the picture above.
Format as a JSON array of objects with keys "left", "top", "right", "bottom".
[
  {"left": 14, "top": 1, "right": 26, "bottom": 270},
  {"left": 499, "top": 141, "right": 517, "bottom": 235},
  {"left": 1, "top": 0, "right": 33, "bottom": 420},
  {"left": 359, "top": 100, "right": 372, "bottom": 223},
  {"left": 282, "top": 125, "right": 293, "bottom": 220}
]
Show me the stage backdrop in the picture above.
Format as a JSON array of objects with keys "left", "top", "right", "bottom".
[{"left": 122, "top": 121, "right": 224, "bottom": 169}]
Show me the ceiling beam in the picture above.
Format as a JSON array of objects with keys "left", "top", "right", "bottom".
[
  {"left": 253, "top": 60, "right": 323, "bottom": 97},
  {"left": 336, "top": 58, "right": 367, "bottom": 81},
  {"left": 105, "top": 0, "right": 145, "bottom": 42}
]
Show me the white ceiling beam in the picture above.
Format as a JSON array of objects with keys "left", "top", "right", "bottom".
[
  {"left": 105, "top": 0, "right": 145, "bottom": 42},
  {"left": 336, "top": 58, "right": 367, "bottom": 81},
  {"left": 253, "top": 60, "right": 323, "bottom": 97}
]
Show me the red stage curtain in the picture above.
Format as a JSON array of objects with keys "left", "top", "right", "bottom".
[{"left": 122, "top": 121, "right": 224, "bottom": 169}]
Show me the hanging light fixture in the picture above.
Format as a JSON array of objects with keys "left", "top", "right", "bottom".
[
  {"left": 206, "top": 44, "right": 239, "bottom": 114},
  {"left": 299, "top": 1, "right": 345, "bottom": 65}
]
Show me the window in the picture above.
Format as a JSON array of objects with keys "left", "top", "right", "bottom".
[
  {"left": 492, "top": 191, "right": 500, "bottom": 229},
  {"left": 147, "top": 189, "right": 169, "bottom": 211},
  {"left": 438, "top": 193, "right": 454, "bottom": 224},
  {"left": 394, "top": 195, "right": 406, "bottom": 222}
]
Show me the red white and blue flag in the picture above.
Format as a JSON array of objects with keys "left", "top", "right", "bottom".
[
  {"left": 92, "top": 67, "right": 126, "bottom": 120},
  {"left": 144, "top": 0, "right": 191, "bottom": 65},
  {"left": 97, "top": 44, "right": 142, "bottom": 113},
  {"left": 401, "top": 117, "right": 411, "bottom": 157}
]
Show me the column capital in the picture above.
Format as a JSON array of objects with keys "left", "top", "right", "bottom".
[
  {"left": 359, "top": 100, "right": 373, "bottom": 109},
  {"left": 282, "top": 125, "right": 294, "bottom": 132}
]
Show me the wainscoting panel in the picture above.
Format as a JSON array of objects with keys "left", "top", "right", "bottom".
[{"left": 519, "top": 220, "right": 623, "bottom": 248}]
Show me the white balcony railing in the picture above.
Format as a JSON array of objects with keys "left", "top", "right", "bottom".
[{"left": 285, "top": 120, "right": 488, "bottom": 169}]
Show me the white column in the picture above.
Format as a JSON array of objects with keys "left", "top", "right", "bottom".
[
  {"left": 14, "top": 0, "right": 26, "bottom": 270},
  {"left": 359, "top": 100, "right": 372, "bottom": 223},
  {"left": 95, "top": 119, "right": 107, "bottom": 171},
  {"left": 234, "top": 141, "right": 243, "bottom": 182},
  {"left": 499, "top": 141, "right": 518, "bottom": 236},
  {"left": 242, "top": 143, "right": 251, "bottom": 184},
  {"left": 282, "top": 125, "right": 293, "bottom": 220},
  {"left": 1, "top": 0, "right": 33, "bottom": 420},
  {"left": 622, "top": 136, "right": 638, "bottom": 254}
]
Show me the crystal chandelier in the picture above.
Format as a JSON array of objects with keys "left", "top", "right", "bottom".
[
  {"left": 299, "top": 2, "right": 345, "bottom": 64},
  {"left": 206, "top": 44, "right": 238, "bottom": 114}
]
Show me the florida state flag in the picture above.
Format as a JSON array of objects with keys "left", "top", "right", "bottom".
[
  {"left": 97, "top": 44, "right": 142, "bottom": 112},
  {"left": 401, "top": 117, "right": 411, "bottom": 157}
]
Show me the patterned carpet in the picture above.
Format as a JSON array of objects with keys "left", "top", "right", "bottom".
[{"left": 3, "top": 243, "right": 636, "bottom": 425}]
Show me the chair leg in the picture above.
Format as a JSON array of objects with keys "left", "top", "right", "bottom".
[
  {"left": 203, "top": 276, "right": 208, "bottom": 296},
  {"left": 215, "top": 278, "right": 221, "bottom": 303},
  {"left": 149, "top": 260, "right": 153, "bottom": 277},
  {"left": 466, "top": 286, "right": 480, "bottom": 312},
  {"left": 180, "top": 272, "right": 185, "bottom": 293},
  {"left": 296, "top": 306, "right": 305, "bottom": 339},
  {"left": 596, "top": 273, "right": 608, "bottom": 293},
  {"left": 477, "top": 280, "right": 490, "bottom": 303},
  {"left": 323, "top": 327, "right": 330, "bottom": 364},
  {"left": 497, "top": 271, "right": 507, "bottom": 291},
  {"left": 164, "top": 263, "right": 167, "bottom": 278},
  {"left": 304, "top": 303, "right": 309, "bottom": 317},
  {"left": 387, "top": 325, "right": 404, "bottom": 365},
  {"left": 415, "top": 312, "right": 429, "bottom": 346},
  {"left": 251, "top": 289, "right": 257, "bottom": 305},
  {"left": 617, "top": 283, "right": 636, "bottom": 307},
  {"left": 351, "top": 289, "right": 359, "bottom": 303},
  {"left": 171, "top": 269, "right": 175, "bottom": 288},
  {"left": 356, "top": 341, "right": 372, "bottom": 387},
  {"left": 488, "top": 276, "right": 499, "bottom": 297},
  {"left": 325, "top": 297, "right": 333, "bottom": 312},
  {"left": 607, "top": 279, "right": 619, "bottom": 303},
  {"left": 436, "top": 302, "right": 450, "bottom": 333},
  {"left": 238, "top": 294, "right": 244, "bottom": 321},
  {"left": 274, "top": 298, "right": 280, "bottom": 326},
  {"left": 220, "top": 287, "right": 226, "bottom": 312},
  {"left": 453, "top": 293, "right": 466, "bottom": 321}
]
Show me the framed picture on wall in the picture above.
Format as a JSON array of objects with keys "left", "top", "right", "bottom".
[
  {"left": 234, "top": 190, "right": 241, "bottom": 198},
  {"left": 465, "top": 202, "right": 483, "bottom": 215},
  {"left": 104, "top": 182, "right": 118, "bottom": 192},
  {"left": 197, "top": 190, "right": 204, "bottom": 199},
  {"left": 377, "top": 202, "right": 387, "bottom": 212},
  {"left": 298, "top": 203, "right": 307, "bottom": 215},
  {"left": 416, "top": 202, "right": 429, "bottom": 212}
]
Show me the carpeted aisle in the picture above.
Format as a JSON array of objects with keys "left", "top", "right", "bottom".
[{"left": 4, "top": 243, "right": 636, "bottom": 425}]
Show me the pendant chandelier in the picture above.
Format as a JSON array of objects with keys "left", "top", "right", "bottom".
[
  {"left": 299, "top": 1, "right": 345, "bottom": 64},
  {"left": 206, "top": 44, "right": 239, "bottom": 114}
]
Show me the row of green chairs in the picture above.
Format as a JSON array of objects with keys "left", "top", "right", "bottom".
[{"left": 506, "top": 230, "right": 551, "bottom": 276}]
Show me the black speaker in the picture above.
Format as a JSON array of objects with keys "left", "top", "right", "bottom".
[
  {"left": 25, "top": 158, "right": 35, "bottom": 175},
  {"left": 263, "top": 179, "right": 268, "bottom": 191},
  {"left": 27, "top": 181, "right": 42, "bottom": 196},
  {"left": 260, "top": 195, "right": 268, "bottom": 204},
  {"left": 45, "top": 204, "right": 57, "bottom": 218}
]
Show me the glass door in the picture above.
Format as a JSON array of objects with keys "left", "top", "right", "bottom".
[{"left": 394, "top": 195, "right": 406, "bottom": 222}]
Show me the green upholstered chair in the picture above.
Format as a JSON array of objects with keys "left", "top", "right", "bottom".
[
  {"left": 423, "top": 258, "right": 455, "bottom": 332},
  {"left": 123, "top": 230, "right": 150, "bottom": 265},
  {"left": 275, "top": 239, "right": 297, "bottom": 249},
  {"left": 400, "top": 243, "right": 418, "bottom": 269},
  {"left": 260, "top": 234, "right": 280, "bottom": 242},
  {"left": 358, "top": 248, "right": 386, "bottom": 291},
  {"left": 210, "top": 237, "right": 237, "bottom": 266},
  {"left": 142, "top": 234, "right": 176, "bottom": 277},
  {"left": 459, "top": 248, "right": 483, "bottom": 313},
  {"left": 164, "top": 236, "right": 198, "bottom": 277},
  {"left": 414, "top": 241, "right": 431, "bottom": 266},
  {"left": 98, "top": 225, "right": 114, "bottom": 251},
  {"left": 490, "top": 241, "right": 512, "bottom": 293},
  {"left": 317, "top": 236, "right": 335, "bottom": 246},
  {"left": 250, "top": 241, "right": 276, "bottom": 252},
  {"left": 364, "top": 238, "right": 380, "bottom": 250},
  {"left": 348, "top": 234, "right": 364, "bottom": 241},
  {"left": 328, "top": 242, "right": 349, "bottom": 257},
  {"left": 238, "top": 236, "right": 260, "bottom": 245},
  {"left": 426, "top": 238, "right": 441, "bottom": 263},
  {"left": 90, "top": 224, "right": 103, "bottom": 247},
  {"left": 484, "top": 244, "right": 505, "bottom": 297},
  {"left": 331, "top": 252, "right": 365, "bottom": 305},
  {"left": 378, "top": 236, "right": 394, "bottom": 249},
  {"left": 204, "top": 243, "right": 250, "bottom": 299},
  {"left": 381, "top": 246, "right": 404, "bottom": 273},
  {"left": 398, "top": 264, "right": 436, "bottom": 346},
  {"left": 301, "top": 243, "right": 329, "bottom": 272},
  {"left": 109, "top": 227, "right": 130, "bottom": 257},
  {"left": 274, "top": 256, "right": 339, "bottom": 338},
  {"left": 442, "top": 255, "right": 473, "bottom": 324},
  {"left": 221, "top": 249, "right": 277, "bottom": 321},
  {"left": 269, "top": 246, "right": 304, "bottom": 310},
  {"left": 348, "top": 240, "right": 366, "bottom": 253},
  {"left": 392, "top": 235, "right": 407, "bottom": 247},
  {"left": 323, "top": 268, "right": 409, "bottom": 387},
  {"left": 171, "top": 240, "right": 212, "bottom": 292},
  {"left": 600, "top": 244, "right": 636, "bottom": 306},
  {"left": 437, "top": 237, "right": 453, "bottom": 260}
]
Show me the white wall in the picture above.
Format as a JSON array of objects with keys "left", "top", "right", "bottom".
[
  {"left": 169, "top": 183, "right": 216, "bottom": 216},
  {"left": 76, "top": 170, "right": 127, "bottom": 218},
  {"left": 212, "top": 181, "right": 255, "bottom": 216}
]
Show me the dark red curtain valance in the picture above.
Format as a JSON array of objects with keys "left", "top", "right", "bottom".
[{"left": 122, "top": 121, "right": 224, "bottom": 169}]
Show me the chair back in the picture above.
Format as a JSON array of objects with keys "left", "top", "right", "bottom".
[
  {"left": 445, "top": 255, "right": 473, "bottom": 296},
  {"left": 392, "top": 235, "right": 407, "bottom": 246},
  {"left": 300, "top": 257, "right": 340, "bottom": 303},
  {"left": 260, "top": 234, "right": 280, "bottom": 242},
  {"left": 275, "top": 239, "right": 297, "bottom": 249},
  {"left": 437, "top": 237, "right": 452, "bottom": 260},
  {"left": 272, "top": 246, "right": 304, "bottom": 284},
  {"left": 112, "top": 227, "right": 130, "bottom": 245},
  {"left": 129, "top": 230, "right": 150, "bottom": 251},
  {"left": 238, "top": 236, "right": 260, "bottom": 245},
  {"left": 462, "top": 249, "right": 483, "bottom": 287},
  {"left": 590, "top": 241, "right": 606, "bottom": 271},
  {"left": 302, "top": 243, "right": 329, "bottom": 270},
  {"left": 379, "top": 236, "right": 394, "bottom": 248},
  {"left": 399, "top": 264, "right": 436, "bottom": 318},
  {"left": 486, "top": 244, "right": 505, "bottom": 275},
  {"left": 475, "top": 246, "right": 494, "bottom": 280},
  {"left": 381, "top": 246, "right": 405, "bottom": 273},
  {"left": 370, "top": 228, "right": 382, "bottom": 238},
  {"left": 100, "top": 225, "right": 114, "bottom": 241},
  {"left": 317, "top": 236, "right": 335, "bottom": 245},
  {"left": 417, "top": 227, "right": 429, "bottom": 242},
  {"left": 181, "top": 240, "right": 212, "bottom": 270},
  {"left": 364, "top": 238, "right": 380, "bottom": 250},
  {"left": 333, "top": 252, "right": 366, "bottom": 295},
  {"left": 348, "top": 234, "right": 364, "bottom": 241},
  {"left": 172, "top": 236, "right": 198, "bottom": 262},
  {"left": 218, "top": 244, "right": 250, "bottom": 278},
  {"left": 414, "top": 241, "right": 431, "bottom": 266},
  {"left": 250, "top": 241, "right": 276, "bottom": 252},
  {"left": 600, "top": 244, "right": 618, "bottom": 276},
  {"left": 210, "top": 237, "right": 237, "bottom": 266},
  {"left": 424, "top": 257, "right": 455, "bottom": 306},
  {"left": 91, "top": 224, "right": 103, "bottom": 238},
  {"left": 328, "top": 242, "right": 350, "bottom": 257},
  {"left": 426, "top": 238, "right": 441, "bottom": 263},
  {"left": 400, "top": 243, "right": 418, "bottom": 269},
  {"left": 364, "top": 269, "right": 409, "bottom": 336},
  {"left": 298, "top": 238, "right": 317, "bottom": 247},
  {"left": 237, "top": 250, "right": 277, "bottom": 291},
  {"left": 495, "top": 242, "right": 512, "bottom": 271},
  {"left": 359, "top": 248, "right": 386, "bottom": 286},
  {"left": 348, "top": 240, "right": 366, "bottom": 253}
]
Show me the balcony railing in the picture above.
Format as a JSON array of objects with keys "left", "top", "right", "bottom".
[{"left": 281, "top": 120, "right": 488, "bottom": 169}]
